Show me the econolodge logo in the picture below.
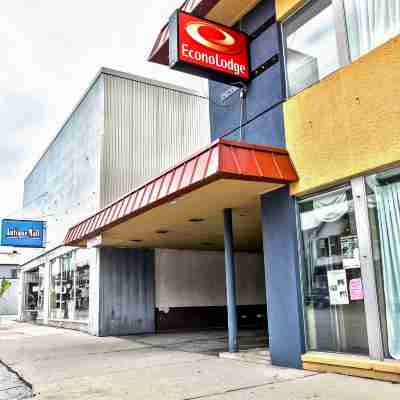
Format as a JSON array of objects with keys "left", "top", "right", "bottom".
[{"left": 185, "top": 21, "right": 241, "bottom": 55}]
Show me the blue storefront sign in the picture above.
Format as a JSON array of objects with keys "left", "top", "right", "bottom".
[{"left": 1, "top": 219, "right": 45, "bottom": 248}]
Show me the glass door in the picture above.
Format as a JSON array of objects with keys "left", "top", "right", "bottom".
[{"left": 299, "top": 187, "right": 369, "bottom": 354}]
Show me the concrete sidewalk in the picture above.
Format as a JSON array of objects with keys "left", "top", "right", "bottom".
[{"left": 0, "top": 321, "right": 399, "bottom": 399}]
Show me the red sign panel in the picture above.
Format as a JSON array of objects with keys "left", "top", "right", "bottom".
[{"left": 170, "top": 11, "right": 250, "bottom": 84}]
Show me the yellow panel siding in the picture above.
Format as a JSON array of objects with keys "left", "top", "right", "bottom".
[
  {"left": 206, "top": 0, "right": 261, "bottom": 26},
  {"left": 284, "top": 35, "right": 400, "bottom": 196},
  {"left": 275, "top": 0, "right": 304, "bottom": 21}
]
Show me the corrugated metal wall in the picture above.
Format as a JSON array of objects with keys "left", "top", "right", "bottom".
[
  {"left": 98, "top": 248, "right": 155, "bottom": 336},
  {"left": 101, "top": 74, "right": 210, "bottom": 207}
]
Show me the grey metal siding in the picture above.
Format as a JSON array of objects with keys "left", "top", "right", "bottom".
[
  {"left": 101, "top": 74, "right": 210, "bottom": 207},
  {"left": 98, "top": 248, "right": 155, "bottom": 336}
]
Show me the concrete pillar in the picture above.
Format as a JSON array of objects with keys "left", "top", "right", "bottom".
[
  {"left": 223, "top": 208, "right": 238, "bottom": 353},
  {"left": 43, "top": 260, "right": 50, "bottom": 324},
  {"left": 261, "top": 187, "right": 305, "bottom": 368}
]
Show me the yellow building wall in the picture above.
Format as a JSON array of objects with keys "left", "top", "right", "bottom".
[
  {"left": 275, "top": 0, "right": 304, "bottom": 20},
  {"left": 284, "top": 36, "right": 400, "bottom": 196}
]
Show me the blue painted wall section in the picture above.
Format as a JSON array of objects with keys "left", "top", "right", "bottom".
[
  {"left": 261, "top": 187, "right": 305, "bottom": 369},
  {"left": 207, "top": 0, "right": 305, "bottom": 369},
  {"left": 209, "top": 0, "right": 286, "bottom": 148}
]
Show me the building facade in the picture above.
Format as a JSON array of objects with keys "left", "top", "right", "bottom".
[
  {"left": 153, "top": 0, "right": 400, "bottom": 381},
  {"left": 19, "top": 0, "right": 400, "bottom": 383},
  {"left": 18, "top": 68, "right": 213, "bottom": 333}
]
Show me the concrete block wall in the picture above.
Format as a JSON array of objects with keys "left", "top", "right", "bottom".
[{"left": 155, "top": 249, "right": 267, "bottom": 331}]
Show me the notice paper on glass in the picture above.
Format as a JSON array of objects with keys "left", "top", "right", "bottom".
[
  {"left": 327, "top": 269, "right": 349, "bottom": 305},
  {"left": 349, "top": 278, "right": 364, "bottom": 301},
  {"left": 341, "top": 236, "right": 360, "bottom": 269}
]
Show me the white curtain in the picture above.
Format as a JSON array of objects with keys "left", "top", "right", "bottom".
[
  {"left": 301, "top": 192, "right": 349, "bottom": 231},
  {"left": 301, "top": 192, "right": 349, "bottom": 293},
  {"left": 376, "top": 183, "right": 400, "bottom": 360},
  {"left": 344, "top": 0, "right": 400, "bottom": 59}
]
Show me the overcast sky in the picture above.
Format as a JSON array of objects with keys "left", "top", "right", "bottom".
[{"left": 0, "top": 0, "right": 206, "bottom": 219}]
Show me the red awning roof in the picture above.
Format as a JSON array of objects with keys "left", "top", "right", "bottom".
[
  {"left": 148, "top": 0, "right": 220, "bottom": 65},
  {"left": 64, "top": 139, "right": 298, "bottom": 247}
]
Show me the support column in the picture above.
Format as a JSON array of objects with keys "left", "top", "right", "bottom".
[
  {"left": 261, "top": 187, "right": 305, "bottom": 368},
  {"left": 223, "top": 208, "right": 238, "bottom": 353}
]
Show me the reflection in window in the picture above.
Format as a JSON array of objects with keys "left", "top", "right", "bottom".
[
  {"left": 284, "top": 0, "right": 400, "bottom": 96},
  {"left": 25, "top": 269, "right": 40, "bottom": 317},
  {"left": 344, "top": 0, "right": 400, "bottom": 60},
  {"left": 366, "top": 167, "right": 400, "bottom": 360},
  {"left": 299, "top": 189, "right": 369, "bottom": 354},
  {"left": 284, "top": 0, "right": 340, "bottom": 96},
  {"left": 50, "top": 252, "right": 90, "bottom": 321}
]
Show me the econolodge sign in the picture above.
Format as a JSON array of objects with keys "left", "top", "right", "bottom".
[{"left": 169, "top": 11, "right": 250, "bottom": 85}]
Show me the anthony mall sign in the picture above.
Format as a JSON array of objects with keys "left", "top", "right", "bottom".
[{"left": 169, "top": 11, "right": 250, "bottom": 85}]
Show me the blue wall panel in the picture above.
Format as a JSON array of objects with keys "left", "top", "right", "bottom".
[
  {"left": 250, "top": 24, "right": 280, "bottom": 69},
  {"left": 224, "top": 104, "right": 285, "bottom": 147},
  {"left": 245, "top": 63, "right": 283, "bottom": 121},
  {"left": 261, "top": 187, "right": 305, "bottom": 368},
  {"left": 209, "top": 0, "right": 286, "bottom": 148},
  {"left": 240, "top": 0, "right": 275, "bottom": 33},
  {"left": 209, "top": 81, "right": 241, "bottom": 138}
]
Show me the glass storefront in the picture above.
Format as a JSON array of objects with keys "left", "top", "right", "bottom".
[
  {"left": 299, "top": 188, "right": 369, "bottom": 354},
  {"left": 299, "top": 166, "right": 400, "bottom": 361},
  {"left": 366, "top": 168, "right": 400, "bottom": 360},
  {"left": 37, "top": 266, "right": 45, "bottom": 319},
  {"left": 49, "top": 252, "right": 90, "bottom": 321},
  {"left": 25, "top": 268, "right": 40, "bottom": 318}
]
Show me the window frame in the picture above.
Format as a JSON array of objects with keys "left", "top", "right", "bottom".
[
  {"left": 49, "top": 252, "right": 90, "bottom": 323},
  {"left": 281, "top": 0, "right": 351, "bottom": 98}
]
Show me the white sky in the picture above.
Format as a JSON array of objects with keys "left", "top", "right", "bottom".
[{"left": 0, "top": 0, "right": 206, "bottom": 219}]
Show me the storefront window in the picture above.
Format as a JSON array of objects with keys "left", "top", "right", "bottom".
[
  {"left": 366, "top": 167, "right": 400, "bottom": 360},
  {"left": 75, "top": 264, "right": 90, "bottom": 320},
  {"left": 50, "top": 258, "right": 63, "bottom": 319},
  {"left": 344, "top": 0, "right": 400, "bottom": 61},
  {"left": 283, "top": 0, "right": 340, "bottom": 96},
  {"left": 25, "top": 268, "right": 40, "bottom": 317},
  {"left": 37, "top": 266, "right": 45, "bottom": 319},
  {"left": 299, "top": 188, "right": 369, "bottom": 354},
  {"left": 49, "top": 252, "right": 90, "bottom": 321}
]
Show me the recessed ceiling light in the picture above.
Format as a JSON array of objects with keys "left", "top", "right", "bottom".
[
  {"left": 188, "top": 218, "right": 205, "bottom": 222},
  {"left": 156, "top": 230, "right": 169, "bottom": 234}
]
